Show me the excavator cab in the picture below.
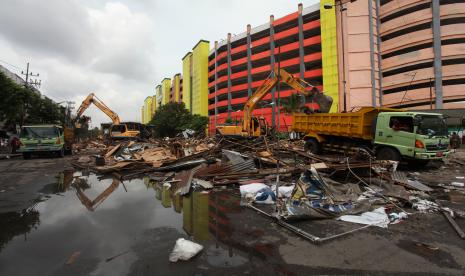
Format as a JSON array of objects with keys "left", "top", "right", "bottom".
[
  {"left": 109, "top": 124, "right": 128, "bottom": 136},
  {"left": 258, "top": 116, "right": 269, "bottom": 136}
]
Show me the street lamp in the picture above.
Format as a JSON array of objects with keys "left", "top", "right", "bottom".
[{"left": 324, "top": 0, "right": 357, "bottom": 112}]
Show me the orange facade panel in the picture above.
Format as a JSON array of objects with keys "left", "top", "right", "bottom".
[{"left": 273, "top": 11, "right": 298, "bottom": 26}]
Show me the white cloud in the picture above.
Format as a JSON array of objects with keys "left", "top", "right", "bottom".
[
  {"left": 88, "top": 2, "right": 157, "bottom": 81},
  {"left": 0, "top": 0, "right": 319, "bottom": 126}
]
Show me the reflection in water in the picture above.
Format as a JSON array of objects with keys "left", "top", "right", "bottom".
[
  {"left": 55, "top": 170, "right": 75, "bottom": 193},
  {"left": 151, "top": 179, "right": 252, "bottom": 257},
  {"left": 1, "top": 172, "right": 280, "bottom": 275},
  {"left": 0, "top": 208, "right": 40, "bottom": 251},
  {"left": 74, "top": 178, "right": 120, "bottom": 212},
  {"left": 150, "top": 181, "right": 278, "bottom": 266}
]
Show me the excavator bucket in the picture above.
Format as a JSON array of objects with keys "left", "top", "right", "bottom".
[{"left": 312, "top": 93, "right": 333, "bottom": 113}]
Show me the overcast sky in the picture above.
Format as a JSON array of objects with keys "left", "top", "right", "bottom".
[{"left": 0, "top": 0, "right": 318, "bottom": 127}]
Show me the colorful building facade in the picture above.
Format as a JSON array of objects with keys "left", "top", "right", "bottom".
[
  {"left": 142, "top": 1, "right": 465, "bottom": 132},
  {"left": 191, "top": 40, "right": 210, "bottom": 117}
]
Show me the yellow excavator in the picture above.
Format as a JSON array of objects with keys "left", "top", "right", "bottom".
[
  {"left": 216, "top": 66, "right": 333, "bottom": 138},
  {"left": 75, "top": 93, "right": 142, "bottom": 140}
]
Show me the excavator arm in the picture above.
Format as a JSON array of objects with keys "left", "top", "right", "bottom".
[
  {"left": 241, "top": 65, "right": 332, "bottom": 136},
  {"left": 74, "top": 93, "right": 121, "bottom": 126}
]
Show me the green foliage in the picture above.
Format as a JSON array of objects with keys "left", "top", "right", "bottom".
[
  {"left": 224, "top": 117, "right": 233, "bottom": 124},
  {"left": 149, "top": 102, "right": 209, "bottom": 137},
  {"left": 0, "top": 72, "right": 65, "bottom": 127},
  {"left": 224, "top": 117, "right": 240, "bottom": 125}
]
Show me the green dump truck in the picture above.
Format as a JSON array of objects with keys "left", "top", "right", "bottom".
[
  {"left": 18, "top": 125, "right": 73, "bottom": 159},
  {"left": 292, "top": 107, "right": 452, "bottom": 163}
]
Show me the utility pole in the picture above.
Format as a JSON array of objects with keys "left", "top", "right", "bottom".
[
  {"left": 429, "top": 77, "right": 433, "bottom": 110},
  {"left": 21, "top": 62, "right": 40, "bottom": 89},
  {"left": 277, "top": 45, "right": 281, "bottom": 134}
]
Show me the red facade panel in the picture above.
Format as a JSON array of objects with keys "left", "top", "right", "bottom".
[
  {"left": 273, "top": 12, "right": 298, "bottom": 26},
  {"left": 207, "top": 7, "right": 323, "bottom": 135}
]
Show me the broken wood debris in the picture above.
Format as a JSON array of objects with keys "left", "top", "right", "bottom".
[{"left": 70, "top": 136, "right": 465, "bottom": 243}]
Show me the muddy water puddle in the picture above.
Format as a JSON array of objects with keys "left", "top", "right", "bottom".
[{"left": 0, "top": 171, "right": 286, "bottom": 276}]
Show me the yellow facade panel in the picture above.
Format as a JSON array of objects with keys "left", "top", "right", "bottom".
[
  {"left": 173, "top": 74, "right": 181, "bottom": 102},
  {"left": 182, "top": 52, "right": 192, "bottom": 110},
  {"left": 143, "top": 96, "right": 153, "bottom": 124},
  {"left": 141, "top": 106, "right": 145, "bottom": 124},
  {"left": 191, "top": 40, "right": 209, "bottom": 117},
  {"left": 320, "top": 0, "right": 339, "bottom": 113},
  {"left": 162, "top": 78, "right": 171, "bottom": 105},
  {"left": 156, "top": 85, "right": 162, "bottom": 109}
]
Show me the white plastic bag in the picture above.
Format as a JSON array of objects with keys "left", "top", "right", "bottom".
[
  {"left": 239, "top": 183, "right": 268, "bottom": 196},
  {"left": 338, "top": 207, "right": 390, "bottom": 228},
  {"left": 169, "top": 238, "right": 203, "bottom": 262}
]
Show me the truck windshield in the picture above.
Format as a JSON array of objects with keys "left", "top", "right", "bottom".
[
  {"left": 417, "top": 116, "right": 448, "bottom": 136},
  {"left": 20, "top": 127, "right": 58, "bottom": 139}
]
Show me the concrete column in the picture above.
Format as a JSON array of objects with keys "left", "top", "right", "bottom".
[
  {"left": 269, "top": 15, "right": 276, "bottom": 128},
  {"left": 246, "top": 24, "right": 253, "bottom": 97},
  {"left": 432, "top": 0, "right": 443, "bottom": 109},
  {"left": 368, "top": 0, "right": 377, "bottom": 106},
  {"left": 298, "top": 3, "right": 305, "bottom": 79},
  {"left": 214, "top": 41, "right": 218, "bottom": 126},
  {"left": 375, "top": 0, "right": 383, "bottom": 106},
  {"left": 227, "top": 33, "right": 232, "bottom": 117}
]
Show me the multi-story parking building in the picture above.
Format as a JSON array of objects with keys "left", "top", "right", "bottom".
[{"left": 142, "top": 0, "right": 465, "bottom": 134}]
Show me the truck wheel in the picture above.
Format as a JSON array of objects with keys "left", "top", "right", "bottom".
[
  {"left": 376, "top": 147, "right": 400, "bottom": 161},
  {"left": 305, "top": 139, "right": 321, "bottom": 154},
  {"left": 22, "top": 153, "right": 31, "bottom": 160}
]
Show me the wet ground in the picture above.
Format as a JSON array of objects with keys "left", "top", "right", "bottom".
[{"left": 1, "top": 156, "right": 465, "bottom": 275}]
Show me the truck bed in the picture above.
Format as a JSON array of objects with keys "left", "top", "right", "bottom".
[{"left": 292, "top": 107, "right": 400, "bottom": 140}]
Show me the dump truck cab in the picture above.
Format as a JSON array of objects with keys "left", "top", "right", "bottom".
[
  {"left": 292, "top": 107, "right": 450, "bottom": 163},
  {"left": 18, "top": 125, "right": 66, "bottom": 159},
  {"left": 374, "top": 112, "right": 449, "bottom": 161}
]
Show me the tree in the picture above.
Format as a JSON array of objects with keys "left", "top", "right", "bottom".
[
  {"left": 149, "top": 102, "right": 208, "bottom": 138},
  {"left": 0, "top": 72, "right": 65, "bottom": 128}
]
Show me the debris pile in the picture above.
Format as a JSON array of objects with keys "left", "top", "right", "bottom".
[{"left": 71, "top": 137, "right": 465, "bottom": 243}]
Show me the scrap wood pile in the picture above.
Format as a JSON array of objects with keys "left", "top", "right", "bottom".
[{"left": 71, "top": 136, "right": 465, "bottom": 241}]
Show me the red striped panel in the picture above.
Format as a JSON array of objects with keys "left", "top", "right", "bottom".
[
  {"left": 251, "top": 64, "right": 271, "bottom": 75},
  {"left": 230, "top": 70, "right": 248, "bottom": 80},
  {"left": 303, "top": 35, "right": 321, "bottom": 46},
  {"left": 231, "top": 57, "right": 247, "bottom": 67},
  {"left": 303, "top": 52, "right": 322, "bottom": 63},
  {"left": 231, "top": 82, "right": 248, "bottom": 92},
  {"left": 304, "top": 69, "right": 322, "bottom": 79},
  {"left": 251, "top": 36, "right": 270, "bottom": 47},
  {"left": 273, "top": 11, "right": 298, "bottom": 26},
  {"left": 273, "top": 41, "right": 299, "bottom": 54},
  {"left": 217, "top": 63, "right": 228, "bottom": 72},
  {"left": 217, "top": 51, "right": 227, "bottom": 60},
  {"left": 274, "top": 26, "right": 299, "bottom": 41},
  {"left": 251, "top": 50, "right": 270, "bottom": 61},
  {"left": 303, "top": 20, "right": 320, "bottom": 31},
  {"left": 231, "top": 44, "right": 247, "bottom": 55}
]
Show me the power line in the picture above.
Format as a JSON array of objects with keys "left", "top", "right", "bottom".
[
  {"left": 21, "top": 62, "right": 41, "bottom": 89},
  {"left": 0, "top": 59, "right": 22, "bottom": 71}
]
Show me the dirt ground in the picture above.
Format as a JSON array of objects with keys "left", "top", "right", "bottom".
[{"left": 0, "top": 151, "right": 464, "bottom": 275}]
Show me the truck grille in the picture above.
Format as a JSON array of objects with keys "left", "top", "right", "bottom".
[{"left": 425, "top": 144, "right": 448, "bottom": 151}]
